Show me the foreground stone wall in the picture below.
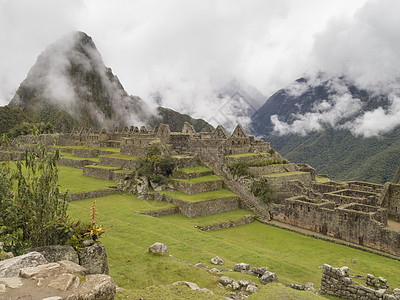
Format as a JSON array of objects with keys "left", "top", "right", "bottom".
[
  {"left": 83, "top": 166, "right": 119, "bottom": 180},
  {"left": 320, "top": 264, "right": 398, "bottom": 299}
]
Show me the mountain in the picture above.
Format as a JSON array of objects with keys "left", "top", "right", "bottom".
[
  {"left": 6, "top": 31, "right": 212, "bottom": 134},
  {"left": 251, "top": 75, "right": 400, "bottom": 184}
]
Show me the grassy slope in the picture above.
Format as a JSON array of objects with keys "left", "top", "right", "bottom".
[
  {"left": 161, "top": 189, "right": 237, "bottom": 202},
  {"left": 179, "top": 166, "right": 212, "bottom": 173},
  {"left": 67, "top": 194, "right": 400, "bottom": 296},
  {"left": 268, "top": 128, "right": 400, "bottom": 184},
  {"left": 173, "top": 175, "right": 222, "bottom": 183}
]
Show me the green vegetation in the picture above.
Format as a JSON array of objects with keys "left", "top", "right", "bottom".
[
  {"left": 58, "top": 165, "right": 117, "bottom": 193},
  {"left": 161, "top": 189, "right": 236, "bottom": 203},
  {"left": 269, "top": 127, "right": 400, "bottom": 184},
  {"left": 60, "top": 152, "right": 99, "bottom": 162},
  {"left": 316, "top": 176, "right": 330, "bottom": 182},
  {"left": 101, "top": 153, "right": 137, "bottom": 160},
  {"left": 249, "top": 283, "right": 325, "bottom": 299},
  {"left": 0, "top": 106, "right": 28, "bottom": 135},
  {"left": 263, "top": 171, "right": 307, "bottom": 177},
  {"left": 251, "top": 179, "right": 276, "bottom": 204},
  {"left": 67, "top": 194, "right": 400, "bottom": 298},
  {"left": 179, "top": 166, "right": 212, "bottom": 173},
  {"left": 160, "top": 209, "right": 254, "bottom": 228},
  {"left": 7, "top": 121, "right": 54, "bottom": 138},
  {"left": 226, "top": 152, "right": 258, "bottom": 158},
  {"left": 173, "top": 175, "right": 222, "bottom": 183},
  {"left": 0, "top": 146, "right": 70, "bottom": 254},
  {"left": 228, "top": 157, "right": 290, "bottom": 177},
  {"left": 85, "top": 165, "right": 119, "bottom": 170},
  {"left": 137, "top": 143, "right": 176, "bottom": 184}
]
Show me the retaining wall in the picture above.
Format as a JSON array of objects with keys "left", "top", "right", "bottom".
[
  {"left": 98, "top": 156, "right": 137, "bottom": 169},
  {"left": 165, "top": 196, "right": 239, "bottom": 218},
  {"left": 83, "top": 166, "right": 119, "bottom": 180},
  {"left": 60, "top": 158, "right": 97, "bottom": 168},
  {"left": 136, "top": 207, "right": 179, "bottom": 217},
  {"left": 68, "top": 189, "right": 116, "bottom": 201},
  {"left": 195, "top": 216, "right": 255, "bottom": 231},
  {"left": 172, "top": 179, "right": 223, "bottom": 195}
]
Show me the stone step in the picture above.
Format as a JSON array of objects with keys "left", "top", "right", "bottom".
[
  {"left": 248, "top": 164, "right": 297, "bottom": 176},
  {"left": 173, "top": 166, "right": 213, "bottom": 179},
  {"left": 263, "top": 171, "right": 312, "bottom": 189},
  {"left": 172, "top": 175, "right": 223, "bottom": 195},
  {"left": 83, "top": 165, "right": 120, "bottom": 180},
  {"left": 98, "top": 154, "right": 137, "bottom": 170},
  {"left": 160, "top": 192, "right": 239, "bottom": 218}
]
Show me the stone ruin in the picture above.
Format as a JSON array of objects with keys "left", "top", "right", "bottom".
[{"left": 6, "top": 122, "right": 400, "bottom": 259}]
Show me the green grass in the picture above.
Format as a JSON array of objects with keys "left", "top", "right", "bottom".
[
  {"left": 60, "top": 152, "right": 99, "bottom": 162},
  {"left": 316, "top": 176, "right": 330, "bottom": 182},
  {"left": 161, "top": 189, "right": 237, "bottom": 202},
  {"left": 58, "top": 165, "right": 117, "bottom": 193},
  {"left": 173, "top": 175, "right": 222, "bottom": 183},
  {"left": 85, "top": 165, "right": 120, "bottom": 170},
  {"left": 248, "top": 283, "right": 325, "bottom": 299},
  {"left": 116, "top": 285, "right": 223, "bottom": 299},
  {"left": 67, "top": 194, "right": 400, "bottom": 299},
  {"left": 159, "top": 209, "right": 254, "bottom": 227},
  {"left": 113, "top": 170, "right": 135, "bottom": 174},
  {"left": 225, "top": 152, "right": 258, "bottom": 158},
  {"left": 52, "top": 145, "right": 120, "bottom": 153},
  {"left": 101, "top": 153, "right": 137, "bottom": 160},
  {"left": 179, "top": 166, "right": 212, "bottom": 173},
  {"left": 263, "top": 171, "right": 308, "bottom": 177}
]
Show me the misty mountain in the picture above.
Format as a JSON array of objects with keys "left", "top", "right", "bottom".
[
  {"left": 251, "top": 75, "right": 400, "bottom": 184},
  {"left": 6, "top": 31, "right": 211, "bottom": 133}
]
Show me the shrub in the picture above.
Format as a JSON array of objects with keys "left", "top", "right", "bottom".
[
  {"left": 228, "top": 161, "right": 251, "bottom": 177},
  {"left": 251, "top": 179, "right": 276, "bottom": 204},
  {"left": 0, "top": 143, "right": 71, "bottom": 255}
]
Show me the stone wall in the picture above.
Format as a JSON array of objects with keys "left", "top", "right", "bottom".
[
  {"left": 60, "top": 158, "right": 96, "bottom": 168},
  {"left": 195, "top": 216, "right": 255, "bottom": 231},
  {"left": 380, "top": 183, "right": 400, "bottom": 216},
  {"left": 0, "top": 151, "right": 24, "bottom": 161},
  {"left": 172, "top": 179, "right": 223, "bottom": 195},
  {"left": 265, "top": 172, "right": 312, "bottom": 189},
  {"left": 137, "top": 207, "right": 179, "bottom": 217},
  {"left": 248, "top": 164, "right": 297, "bottom": 176},
  {"left": 320, "top": 264, "right": 398, "bottom": 299},
  {"left": 273, "top": 196, "right": 400, "bottom": 256},
  {"left": 68, "top": 189, "right": 116, "bottom": 201},
  {"left": 323, "top": 189, "right": 379, "bottom": 206},
  {"left": 83, "top": 166, "right": 119, "bottom": 180},
  {"left": 166, "top": 196, "right": 239, "bottom": 218},
  {"left": 98, "top": 155, "right": 137, "bottom": 170},
  {"left": 71, "top": 148, "right": 100, "bottom": 158}
]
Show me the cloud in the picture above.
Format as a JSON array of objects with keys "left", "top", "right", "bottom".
[
  {"left": 0, "top": 0, "right": 367, "bottom": 130},
  {"left": 271, "top": 76, "right": 363, "bottom": 135}
]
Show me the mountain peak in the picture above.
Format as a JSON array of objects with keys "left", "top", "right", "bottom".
[{"left": 8, "top": 31, "right": 154, "bottom": 132}]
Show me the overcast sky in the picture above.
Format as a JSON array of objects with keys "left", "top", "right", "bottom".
[{"left": 1, "top": 0, "right": 399, "bottom": 135}]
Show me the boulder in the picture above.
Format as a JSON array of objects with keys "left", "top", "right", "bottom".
[
  {"left": 234, "top": 263, "right": 250, "bottom": 273},
  {"left": 76, "top": 274, "right": 116, "bottom": 300},
  {"left": 260, "top": 271, "right": 278, "bottom": 285},
  {"left": 219, "top": 276, "right": 234, "bottom": 285},
  {"left": 0, "top": 252, "right": 47, "bottom": 277},
  {"left": 238, "top": 280, "right": 255, "bottom": 287},
  {"left": 24, "top": 245, "right": 79, "bottom": 264},
  {"left": 149, "top": 242, "right": 169, "bottom": 255},
  {"left": 172, "top": 281, "right": 215, "bottom": 295},
  {"left": 79, "top": 242, "right": 109, "bottom": 275},
  {"left": 252, "top": 266, "right": 269, "bottom": 276},
  {"left": 246, "top": 284, "right": 259, "bottom": 294},
  {"left": 211, "top": 256, "right": 224, "bottom": 265}
]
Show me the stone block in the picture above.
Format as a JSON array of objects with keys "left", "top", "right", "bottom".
[
  {"left": 24, "top": 245, "right": 79, "bottom": 264},
  {"left": 78, "top": 242, "right": 109, "bottom": 275},
  {"left": 0, "top": 252, "right": 47, "bottom": 278}
]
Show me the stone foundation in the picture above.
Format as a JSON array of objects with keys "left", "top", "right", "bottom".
[
  {"left": 83, "top": 166, "right": 120, "bottom": 180},
  {"left": 172, "top": 179, "right": 223, "bottom": 195}
]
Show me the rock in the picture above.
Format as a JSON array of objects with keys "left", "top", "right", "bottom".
[
  {"left": 43, "top": 297, "right": 62, "bottom": 300},
  {"left": 231, "top": 280, "right": 240, "bottom": 290},
  {"left": 83, "top": 239, "right": 95, "bottom": 247},
  {"left": 24, "top": 245, "right": 79, "bottom": 264},
  {"left": 149, "top": 242, "right": 169, "bottom": 256},
  {"left": 234, "top": 263, "right": 250, "bottom": 273},
  {"left": 76, "top": 274, "right": 116, "bottom": 300},
  {"left": 20, "top": 262, "right": 61, "bottom": 278},
  {"left": 260, "top": 271, "right": 278, "bottom": 285},
  {"left": 0, "top": 252, "right": 47, "bottom": 277},
  {"left": 47, "top": 273, "right": 76, "bottom": 291},
  {"left": 246, "top": 284, "right": 259, "bottom": 294},
  {"left": 199, "top": 288, "right": 214, "bottom": 294},
  {"left": 238, "top": 280, "right": 255, "bottom": 287},
  {"left": 219, "top": 276, "right": 234, "bottom": 285},
  {"left": 252, "top": 266, "right": 269, "bottom": 276},
  {"left": 352, "top": 259, "right": 357, "bottom": 264},
  {"left": 172, "top": 281, "right": 200, "bottom": 290},
  {"left": 290, "top": 283, "right": 305, "bottom": 290},
  {"left": 211, "top": 256, "right": 224, "bottom": 265},
  {"left": 79, "top": 241, "right": 109, "bottom": 274},
  {"left": 194, "top": 263, "right": 207, "bottom": 269},
  {"left": 0, "top": 277, "right": 23, "bottom": 289},
  {"left": 20, "top": 260, "right": 87, "bottom": 279},
  {"left": 0, "top": 283, "right": 5, "bottom": 293}
]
